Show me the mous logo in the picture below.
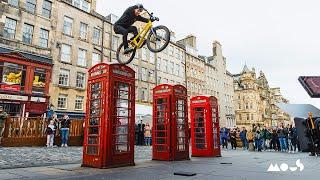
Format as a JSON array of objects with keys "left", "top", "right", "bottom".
[{"left": 267, "top": 159, "right": 304, "bottom": 172}]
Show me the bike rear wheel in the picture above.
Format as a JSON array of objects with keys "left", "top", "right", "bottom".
[
  {"left": 147, "top": 25, "right": 170, "bottom": 53},
  {"left": 116, "top": 42, "right": 136, "bottom": 65}
]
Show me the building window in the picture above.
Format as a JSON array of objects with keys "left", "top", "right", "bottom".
[
  {"left": 42, "top": 0, "right": 52, "bottom": 18},
  {"left": 22, "top": 24, "right": 34, "bottom": 44},
  {"left": 93, "top": 28, "right": 101, "bottom": 45},
  {"left": 169, "top": 46, "right": 173, "bottom": 56},
  {"left": 92, "top": 53, "right": 101, "bottom": 66},
  {"left": 63, "top": 16, "right": 73, "bottom": 36},
  {"left": 149, "top": 70, "right": 155, "bottom": 82},
  {"left": 32, "top": 68, "right": 46, "bottom": 93},
  {"left": 132, "top": 64, "right": 138, "bottom": 79},
  {"left": 251, "top": 114, "right": 254, "bottom": 120},
  {"left": 75, "top": 96, "right": 84, "bottom": 110},
  {"left": 156, "top": 57, "right": 161, "bottom": 70},
  {"left": 39, "top": 28, "right": 49, "bottom": 48},
  {"left": 141, "top": 67, "right": 147, "bottom": 81},
  {"left": 169, "top": 62, "right": 174, "bottom": 74},
  {"left": 76, "top": 72, "right": 86, "bottom": 89},
  {"left": 58, "top": 69, "right": 70, "bottom": 86},
  {"left": 8, "top": 0, "right": 18, "bottom": 7},
  {"left": 77, "top": 48, "right": 87, "bottom": 67},
  {"left": 3, "top": 18, "right": 17, "bottom": 39},
  {"left": 112, "top": 36, "right": 120, "bottom": 51},
  {"left": 149, "top": 52, "right": 155, "bottom": 64},
  {"left": 58, "top": 94, "right": 68, "bottom": 109},
  {"left": 162, "top": 59, "right": 168, "bottom": 72},
  {"left": 247, "top": 114, "right": 250, "bottom": 121},
  {"left": 157, "top": 77, "right": 161, "bottom": 84},
  {"left": 72, "top": 0, "right": 90, "bottom": 12},
  {"left": 181, "top": 65, "right": 185, "bottom": 78},
  {"left": 73, "top": 0, "right": 80, "bottom": 8},
  {"left": 60, "top": 44, "right": 71, "bottom": 63},
  {"left": 139, "top": 88, "right": 148, "bottom": 101},
  {"left": 79, "top": 22, "right": 88, "bottom": 40},
  {"left": 141, "top": 48, "right": 147, "bottom": 61},
  {"left": 175, "top": 64, "right": 180, "bottom": 76},
  {"left": 25, "top": 0, "right": 36, "bottom": 14}
]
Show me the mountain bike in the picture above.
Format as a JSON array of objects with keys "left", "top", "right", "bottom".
[{"left": 116, "top": 11, "right": 171, "bottom": 64}]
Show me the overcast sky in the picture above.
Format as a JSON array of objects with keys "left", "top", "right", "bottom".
[{"left": 96, "top": 0, "right": 320, "bottom": 109}]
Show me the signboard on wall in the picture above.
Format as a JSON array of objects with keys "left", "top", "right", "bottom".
[
  {"left": 0, "top": 84, "right": 21, "bottom": 91},
  {"left": 0, "top": 94, "right": 28, "bottom": 101}
]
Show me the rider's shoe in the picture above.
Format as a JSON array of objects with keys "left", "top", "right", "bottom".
[{"left": 124, "top": 47, "right": 133, "bottom": 54}]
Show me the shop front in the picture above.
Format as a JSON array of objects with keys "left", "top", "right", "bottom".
[{"left": 0, "top": 46, "right": 52, "bottom": 117}]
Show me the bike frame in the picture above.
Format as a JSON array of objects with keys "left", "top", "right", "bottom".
[{"left": 130, "top": 20, "right": 153, "bottom": 49}]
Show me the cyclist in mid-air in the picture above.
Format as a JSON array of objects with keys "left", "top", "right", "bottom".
[{"left": 114, "top": 4, "right": 149, "bottom": 54}]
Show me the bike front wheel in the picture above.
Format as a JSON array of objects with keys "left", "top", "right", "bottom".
[
  {"left": 116, "top": 42, "right": 137, "bottom": 65},
  {"left": 147, "top": 25, "right": 171, "bottom": 53}
]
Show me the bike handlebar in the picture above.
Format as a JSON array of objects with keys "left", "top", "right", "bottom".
[{"left": 145, "top": 9, "right": 159, "bottom": 21}]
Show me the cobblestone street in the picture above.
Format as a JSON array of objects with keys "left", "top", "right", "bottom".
[{"left": 0, "top": 146, "right": 152, "bottom": 169}]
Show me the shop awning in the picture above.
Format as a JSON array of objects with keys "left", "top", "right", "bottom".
[{"left": 0, "top": 46, "right": 53, "bottom": 65}]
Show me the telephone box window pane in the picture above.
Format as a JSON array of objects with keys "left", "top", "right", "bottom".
[
  {"left": 91, "top": 99, "right": 101, "bottom": 108},
  {"left": 89, "top": 127, "right": 99, "bottom": 135},
  {"left": 176, "top": 99, "right": 186, "bottom": 151},
  {"left": 194, "top": 107, "right": 206, "bottom": 149},
  {"left": 87, "top": 146, "right": 98, "bottom": 155},
  {"left": 89, "top": 118, "right": 100, "bottom": 126},
  {"left": 212, "top": 108, "right": 217, "bottom": 123},
  {"left": 88, "top": 137, "right": 99, "bottom": 145},
  {"left": 90, "top": 108, "right": 100, "bottom": 116},
  {"left": 91, "top": 82, "right": 101, "bottom": 91},
  {"left": 115, "top": 144, "right": 128, "bottom": 153}
]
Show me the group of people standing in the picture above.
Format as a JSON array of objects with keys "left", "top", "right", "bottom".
[
  {"left": 46, "top": 113, "right": 71, "bottom": 148},
  {"left": 221, "top": 123, "right": 300, "bottom": 153},
  {"left": 135, "top": 120, "right": 152, "bottom": 146}
]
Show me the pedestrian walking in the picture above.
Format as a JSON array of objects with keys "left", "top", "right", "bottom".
[
  {"left": 222, "top": 127, "right": 229, "bottom": 149},
  {"left": 46, "top": 120, "right": 56, "bottom": 147},
  {"left": 0, "top": 106, "right": 8, "bottom": 147},
  {"left": 144, "top": 123, "right": 152, "bottom": 146},
  {"left": 60, "top": 114, "right": 71, "bottom": 147}
]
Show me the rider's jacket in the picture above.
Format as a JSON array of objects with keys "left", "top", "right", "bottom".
[{"left": 115, "top": 5, "right": 149, "bottom": 28}]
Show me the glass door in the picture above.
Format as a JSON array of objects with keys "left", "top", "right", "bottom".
[
  {"left": 212, "top": 107, "right": 219, "bottom": 149},
  {"left": 193, "top": 107, "right": 206, "bottom": 150},
  {"left": 154, "top": 97, "right": 170, "bottom": 153},
  {"left": 86, "top": 81, "right": 103, "bottom": 155},
  {"left": 113, "top": 82, "right": 132, "bottom": 154},
  {"left": 176, "top": 99, "right": 187, "bottom": 151}
]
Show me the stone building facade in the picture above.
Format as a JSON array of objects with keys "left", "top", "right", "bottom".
[
  {"left": 177, "top": 36, "right": 235, "bottom": 127},
  {"left": 233, "top": 65, "right": 290, "bottom": 128}
]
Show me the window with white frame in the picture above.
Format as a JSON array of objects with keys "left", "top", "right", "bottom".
[
  {"left": 75, "top": 96, "right": 84, "bottom": 110},
  {"left": 175, "top": 64, "right": 180, "bottom": 76},
  {"left": 141, "top": 48, "right": 147, "bottom": 61},
  {"left": 76, "top": 72, "right": 86, "bottom": 89},
  {"left": 8, "top": 0, "right": 18, "bottom": 7},
  {"left": 92, "top": 52, "right": 101, "bottom": 66},
  {"left": 133, "top": 64, "right": 139, "bottom": 79},
  {"left": 169, "top": 62, "right": 174, "bottom": 74},
  {"left": 149, "top": 70, "right": 155, "bottom": 82},
  {"left": 58, "top": 69, "right": 70, "bottom": 86},
  {"left": 60, "top": 44, "right": 71, "bottom": 63},
  {"left": 169, "top": 46, "right": 173, "bottom": 56},
  {"left": 162, "top": 59, "right": 168, "bottom": 72},
  {"left": 72, "top": 0, "right": 90, "bottom": 12},
  {"left": 149, "top": 52, "right": 155, "bottom": 64},
  {"left": 22, "top": 24, "right": 34, "bottom": 44},
  {"left": 112, "top": 36, "right": 120, "bottom": 51},
  {"left": 63, "top": 16, "right": 73, "bottom": 36},
  {"left": 25, "top": 0, "right": 36, "bottom": 13},
  {"left": 79, "top": 22, "right": 88, "bottom": 40},
  {"left": 58, "top": 94, "right": 68, "bottom": 109},
  {"left": 39, "top": 28, "right": 49, "bottom": 48},
  {"left": 141, "top": 67, "right": 147, "bottom": 81},
  {"left": 138, "top": 88, "right": 148, "bottom": 101},
  {"left": 156, "top": 57, "right": 161, "bottom": 70},
  {"left": 42, "top": 0, "right": 52, "bottom": 18},
  {"left": 3, "top": 18, "right": 17, "bottom": 39},
  {"left": 77, "top": 48, "right": 87, "bottom": 66},
  {"left": 93, "top": 27, "right": 101, "bottom": 45}
]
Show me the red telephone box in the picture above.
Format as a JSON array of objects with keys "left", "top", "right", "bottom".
[
  {"left": 82, "top": 63, "right": 135, "bottom": 168},
  {"left": 190, "top": 96, "right": 221, "bottom": 157},
  {"left": 152, "top": 84, "right": 189, "bottom": 161}
]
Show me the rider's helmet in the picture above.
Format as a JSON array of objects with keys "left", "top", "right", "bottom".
[{"left": 136, "top": 3, "right": 144, "bottom": 12}]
